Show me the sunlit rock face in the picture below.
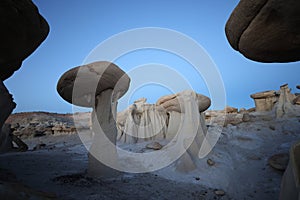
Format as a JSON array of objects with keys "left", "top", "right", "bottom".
[
  {"left": 250, "top": 84, "right": 300, "bottom": 117},
  {"left": 117, "top": 90, "right": 211, "bottom": 172},
  {"left": 250, "top": 90, "right": 278, "bottom": 112}
]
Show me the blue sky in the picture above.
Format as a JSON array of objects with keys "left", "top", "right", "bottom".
[{"left": 4, "top": 0, "right": 300, "bottom": 113}]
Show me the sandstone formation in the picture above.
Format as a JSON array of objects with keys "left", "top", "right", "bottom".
[
  {"left": 275, "top": 84, "right": 299, "bottom": 118},
  {"left": 118, "top": 91, "right": 211, "bottom": 143},
  {"left": 0, "top": 0, "right": 49, "bottom": 81},
  {"left": 117, "top": 90, "right": 211, "bottom": 172},
  {"left": 226, "top": 2, "right": 300, "bottom": 199},
  {"left": 224, "top": 106, "right": 238, "bottom": 113},
  {"left": 225, "top": 0, "right": 300, "bottom": 62},
  {"left": 250, "top": 90, "right": 277, "bottom": 112},
  {"left": 5, "top": 112, "right": 89, "bottom": 138},
  {"left": 57, "top": 61, "right": 130, "bottom": 178},
  {"left": 0, "top": 0, "right": 49, "bottom": 154},
  {"left": 293, "top": 96, "right": 300, "bottom": 105},
  {"left": 250, "top": 84, "right": 300, "bottom": 118},
  {"left": 268, "top": 153, "right": 289, "bottom": 171},
  {"left": 279, "top": 141, "right": 300, "bottom": 200}
]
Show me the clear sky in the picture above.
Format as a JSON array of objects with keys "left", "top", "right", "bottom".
[{"left": 4, "top": 0, "right": 300, "bottom": 113}]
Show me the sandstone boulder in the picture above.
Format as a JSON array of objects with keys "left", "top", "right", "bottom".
[
  {"left": 0, "top": 0, "right": 49, "bottom": 80},
  {"left": 268, "top": 153, "right": 289, "bottom": 171},
  {"left": 225, "top": 0, "right": 300, "bottom": 62},
  {"left": 293, "top": 96, "right": 300, "bottom": 105}
]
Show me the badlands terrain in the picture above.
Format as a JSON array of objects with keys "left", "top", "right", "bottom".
[{"left": 0, "top": 107, "right": 299, "bottom": 200}]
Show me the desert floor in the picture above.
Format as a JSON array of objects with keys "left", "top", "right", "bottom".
[{"left": 0, "top": 112, "right": 299, "bottom": 200}]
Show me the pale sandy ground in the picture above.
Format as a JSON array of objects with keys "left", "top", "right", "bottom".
[{"left": 0, "top": 112, "right": 299, "bottom": 200}]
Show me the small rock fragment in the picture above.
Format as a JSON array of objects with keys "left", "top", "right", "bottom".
[
  {"left": 214, "top": 189, "right": 225, "bottom": 196},
  {"left": 207, "top": 159, "right": 215, "bottom": 166},
  {"left": 33, "top": 143, "right": 46, "bottom": 151},
  {"left": 269, "top": 125, "right": 276, "bottom": 130},
  {"left": 146, "top": 142, "right": 162, "bottom": 150},
  {"left": 268, "top": 153, "right": 289, "bottom": 171}
]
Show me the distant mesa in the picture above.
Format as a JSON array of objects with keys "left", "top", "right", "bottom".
[{"left": 225, "top": 0, "right": 300, "bottom": 62}]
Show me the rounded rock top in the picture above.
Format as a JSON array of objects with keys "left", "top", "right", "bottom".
[
  {"left": 57, "top": 61, "right": 130, "bottom": 108},
  {"left": 250, "top": 90, "right": 276, "bottom": 99},
  {"left": 156, "top": 91, "right": 211, "bottom": 113}
]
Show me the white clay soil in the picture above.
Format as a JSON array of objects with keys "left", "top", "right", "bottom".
[{"left": 0, "top": 112, "right": 299, "bottom": 200}]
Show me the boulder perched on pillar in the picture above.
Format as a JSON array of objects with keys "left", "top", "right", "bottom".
[{"left": 250, "top": 90, "right": 278, "bottom": 112}]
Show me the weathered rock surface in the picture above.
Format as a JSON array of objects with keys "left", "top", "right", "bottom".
[
  {"left": 118, "top": 90, "right": 211, "bottom": 144},
  {"left": 268, "top": 153, "right": 289, "bottom": 171},
  {"left": 225, "top": 0, "right": 300, "bottom": 62},
  {"left": 293, "top": 96, "right": 300, "bottom": 105},
  {"left": 117, "top": 90, "right": 211, "bottom": 173},
  {"left": 275, "top": 84, "right": 300, "bottom": 118},
  {"left": 224, "top": 106, "right": 238, "bottom": 113},
  {"left": 6, "top": 112, "right": 90, "bottom": 139},
  {"left": 0, "top": 0, "right": 49, "bottom": 81},
  {"left": 0, "top": 0, "right": 49, "bottom": 156},
  {"left": 146, "top": 141, "right": 163, "bottom": 150},
  {"left": 249, "top": 84, "right": 300, "bottom": 117},
  {"left": 250, "top": 90, "right": 277, "bottom": 112},
  {"left": 279, "top": 141, "right": 300, "bottom": 200}
]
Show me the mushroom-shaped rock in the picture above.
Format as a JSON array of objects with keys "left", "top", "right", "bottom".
[
  {"left": 225, "top": 0, "right": 300, "bottom": 62},
  {"left": 157, "top": 90, "right": 210, "bottom": 172},
  {"left": 156, "top": 92, "right": 211, "bottom": 113},
  {"left": 57, "top": 61, "right": 130, "bottom": 107},
  {"left": 250, "top": 90, "right": 277, "bottom": 112},
  {"left": 0, "top": 0, "right": 49, "bottom": 81},
  {"left": 57, "top": 61, "right": 130, "bottom": 177},
  {"left": 155, "top": 91, "right": 210, "bottom": 140}
]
